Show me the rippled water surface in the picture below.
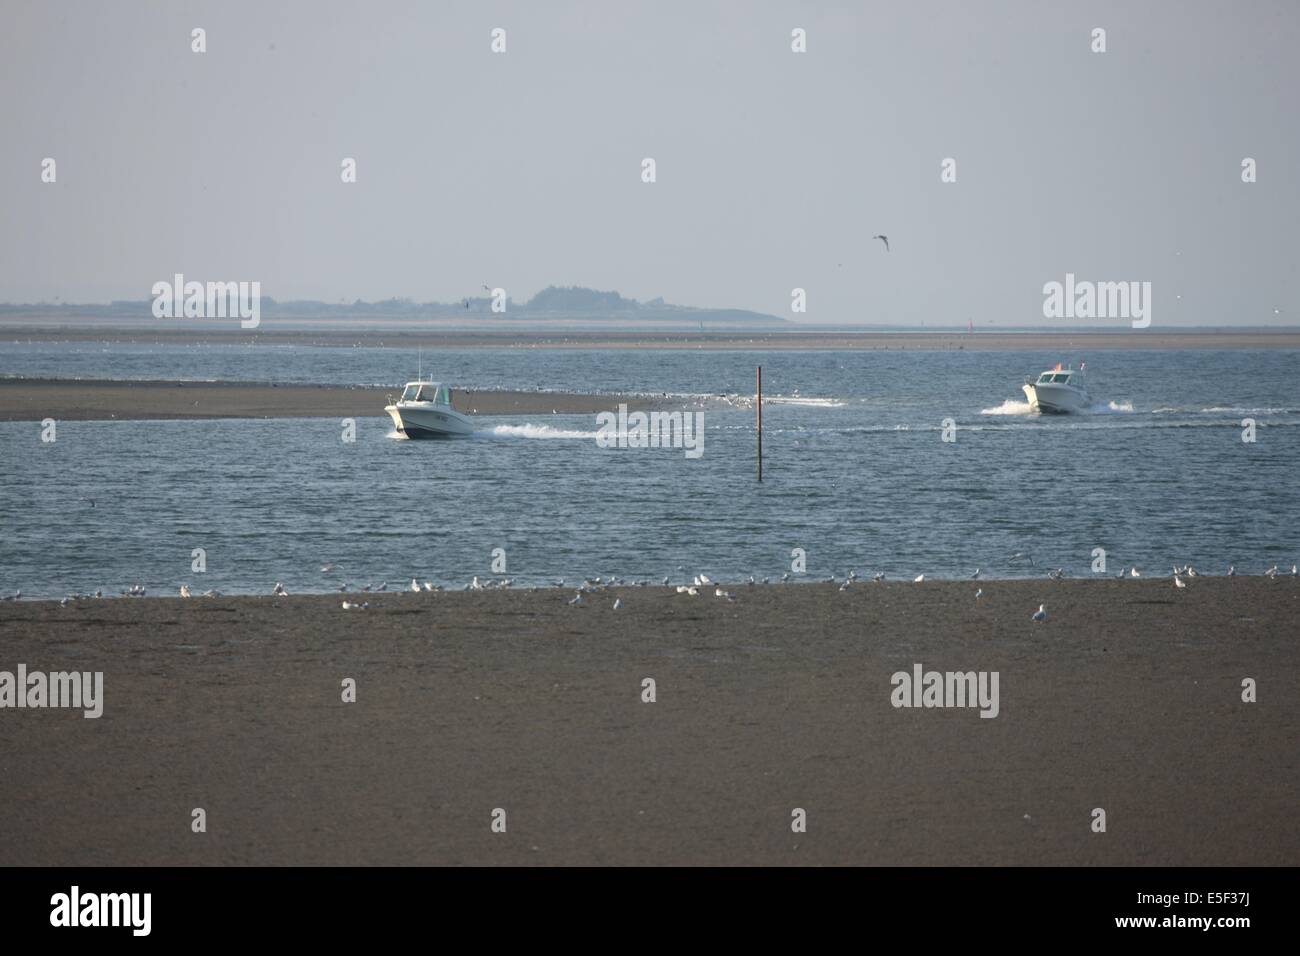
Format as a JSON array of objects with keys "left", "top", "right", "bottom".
[{"left": 2, "top": 343, "right": 1296, "bottom": 597}]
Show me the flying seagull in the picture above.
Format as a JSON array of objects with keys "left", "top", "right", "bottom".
[{"left": 872, "top": 235, "right": 890, "bottom": 252}]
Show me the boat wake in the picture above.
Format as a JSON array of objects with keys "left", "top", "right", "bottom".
[
  {"left": 1090, "top": 400, "right": 1135, "bottom": 414},
  {"left": 480, "top": 423, "right": 597, "bottom": 440},
  {"left": 980, "top": 398, "right": 1134, "bottom": 416},
  {"left": 980, "top": 399, "right": 1034, "bottom": 416}
]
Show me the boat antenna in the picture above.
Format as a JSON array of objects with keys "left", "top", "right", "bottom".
[{"left": 418, "top": 347, "right": 422, "bottom": 381}]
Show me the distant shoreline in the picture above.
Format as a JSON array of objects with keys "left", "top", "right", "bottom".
[
  {"left": 3, "top": 325, "right": 1299, "bottom": 351},
  {"left": 0, "top": 379, "right": 667, "bottom": 421}
]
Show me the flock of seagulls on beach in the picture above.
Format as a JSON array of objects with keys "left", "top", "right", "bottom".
[{"left": 11, "top": 560, "right": 1299, "bottom": 614}]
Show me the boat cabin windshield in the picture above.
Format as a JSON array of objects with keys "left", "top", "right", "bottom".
[
  {"left": 402, "top": 383, "right": 451, "bottom": 405},
  {"left": 1037, "top": 372, "right": 1072, "bottom": 384}
]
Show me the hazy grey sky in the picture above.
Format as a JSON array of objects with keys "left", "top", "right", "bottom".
[{"left": 2, "top": 0, "right": 1296, "bottom": 325}]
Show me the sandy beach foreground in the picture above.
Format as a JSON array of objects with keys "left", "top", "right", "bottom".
[
  {"left": 0, "top": 379, "right": 663, "bottom": 421},
  {"left": 1, "top": 578, "right": 1295, "bottom": 866}
]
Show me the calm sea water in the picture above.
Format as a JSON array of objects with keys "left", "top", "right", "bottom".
[{"left": 2, "top": 342, "right": 1297, "bottom": 598}]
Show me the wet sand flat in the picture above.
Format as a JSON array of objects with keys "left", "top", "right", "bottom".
[
  {"left": 0, "top": 578, "right": 1295, "bottom": 866},
  {"left": 0, "top": 379, "right": 661, "bottom": 421}
]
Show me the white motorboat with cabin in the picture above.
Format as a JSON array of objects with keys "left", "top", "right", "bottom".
[
  {"left": 385, "top": 381, "right": 475, "bottom": 438},
  {"left": 1022, "top": 363, "right": 1091, "bottom": 413}
]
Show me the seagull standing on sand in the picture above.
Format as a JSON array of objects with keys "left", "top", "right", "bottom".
[
  {"left": 971, "top": 568, "right": 981, "bottom": 580},
  {"left": 1129, "top": 567, "right": 1140, "bottom": 578},
  {"left": 179, "top": 585, "right": 192, "bottom": 598},
  {"left": 613, "top": 598, "right": 621, "bottom": 610},
  {"left": 1174, "top": 575, "right": 1186, "bottom": 589},
  {"left": 1227, "top": 566, "right": 1235, "bottom": 576},
  {"left": 975, "top": 588, "right": 983, "bottom": 600},
  {"left": 1031, "top": 604, "right": 1048, "bottom": 623},
  {"left": 273, "top": 582, "right": 288, "bottom": 596},
  {"left": 913, "top": 574, "right": 925, "bottom": 583}
]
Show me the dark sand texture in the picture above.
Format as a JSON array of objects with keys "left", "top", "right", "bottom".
[
  {"left": 1, "top": 578, "right": 1295, "bottom": 866},
  {"left": 0, "top": 379, "right": 661, "bottom": 421}
]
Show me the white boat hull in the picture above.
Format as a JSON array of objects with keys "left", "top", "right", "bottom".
[
  {"left": 385, "top": 403, "right": 476, "bottom": 438},
  {"left": 1022, "top": 382, "right": 1090, "bottom": 414}
]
